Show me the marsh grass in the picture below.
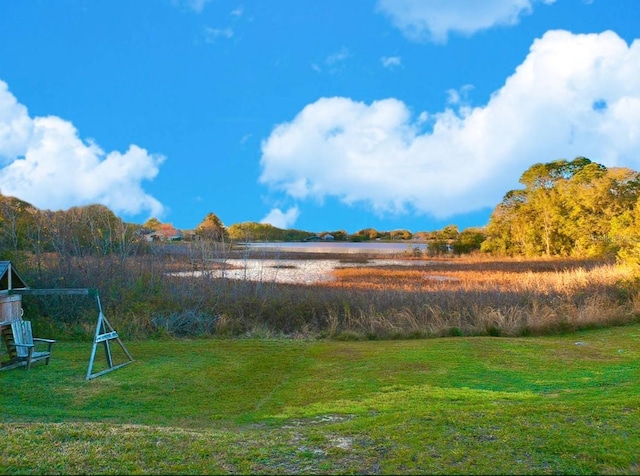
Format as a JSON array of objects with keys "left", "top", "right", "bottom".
[
  {"left": 16, "top": 249, "right": 640, "bottom": 341},
  {"left": 1, "top": 324, "right": 639, "bottom": 474},
  {"left": 321, "top": 259, "right": 640, "bottom": 339}
]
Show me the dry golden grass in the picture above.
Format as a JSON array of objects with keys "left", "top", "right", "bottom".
[
  {"left": 320, "top": 257, "right": 640, "bottom": 338},
  {"left": 330, "top": 259, "right": 631, "bottom": 294}
]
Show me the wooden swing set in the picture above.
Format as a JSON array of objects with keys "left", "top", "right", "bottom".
[{"left": 0, "top": 261, "right": 134, "bottom": 380}]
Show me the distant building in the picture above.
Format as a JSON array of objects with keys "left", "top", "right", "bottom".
[
  {"left": 145, "top": 226, "right": 183, "bottom": 242},
  {"left": 304, "top": 234, "right": 334, "bottom": 242}
]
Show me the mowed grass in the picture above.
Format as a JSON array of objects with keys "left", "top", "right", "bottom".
[{"left": 1, "top": 324, "right": 639, "bottom": 474}]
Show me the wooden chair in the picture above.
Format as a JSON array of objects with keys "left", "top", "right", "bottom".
[{"left": 1, "top": 320, "right": 55, "bottom": 370}]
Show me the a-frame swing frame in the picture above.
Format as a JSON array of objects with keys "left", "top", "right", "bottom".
[
  {"left": 86, "top": 292, "right": 134, "bottom": 380},
  {"left": 10, "top": 287, "right": 134, "bottom": 380}
]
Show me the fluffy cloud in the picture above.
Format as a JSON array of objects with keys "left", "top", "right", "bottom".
[
  {"left": 0, "top": 80, "right": 165, "bottom": 217},
  {"left": 260, "top": 30, "right": 640, "bottom": 219},
  {"left": 377, "top": 0, "right": 557, "bottom": 43},
  {"left": 261, "top": 206, "right": 300, "bottom": 229}
]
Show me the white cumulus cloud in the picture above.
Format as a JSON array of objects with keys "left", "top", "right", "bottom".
[
  {"left": 259, "top": 30, "right": 640, "bottom": 220},
  {"left": 261, "top": 206, "right": 300, "bottom": 229},
  {"left": 0, "top": 80, "right": 165, "bottom": 218},
  {"left": 376, "top": 0, "right": 557, "bottom": 43}
]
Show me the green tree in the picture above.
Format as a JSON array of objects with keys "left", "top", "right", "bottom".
[
  {"left": 390, "top": 229, "right": 413, "bottom": 240},
  {"left": 439, "top": 225, "right": 459, "bottom": 241},
  {"left": 352, "top": 228, "right": 380, "bottom": 241},
  {"left": 143, "top": 217, "right": 162, "bottom": 230},
  {"left": 328, "top": 230, "right": 348, "bottom": 241},
  {"left": 610, "top": 205, "right": 640, "bottom": 267},
  {"left": 196, "top": 213, "right": 228, "bottom": 242},
  {"left": 484, "top": 157, "right": 608, "bottom": 257},
  {"left": 452, "top": 228, "right": 486, "bottom": 255},
  {"left": 0, "top": 194, "right": 38, "bottom": 263}
]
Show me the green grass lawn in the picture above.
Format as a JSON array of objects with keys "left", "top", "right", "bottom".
[{"left": 1, "top": 324, "right": 639, "bottom": 474}]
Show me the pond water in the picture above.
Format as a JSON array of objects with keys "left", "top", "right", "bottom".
[
  {"left": 170, "top": 257, "right": 431, "bottom": 284},
  {"left": 239, "top": 241, "right": 427, "bottom": 254}
]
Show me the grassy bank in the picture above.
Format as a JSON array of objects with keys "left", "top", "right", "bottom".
[{"left": 1, "top": 324, "right": 639, "bottom": 474}]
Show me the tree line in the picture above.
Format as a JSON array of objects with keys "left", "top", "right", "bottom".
[
  {"left": 0, "top": 197, "right": 488, "bottom": 268},
  {"left": 2, "top": 155, "right": 640, "bottom": 266},
  {"left": 481, "top": 156, "right": 640, "bottom": 266}
]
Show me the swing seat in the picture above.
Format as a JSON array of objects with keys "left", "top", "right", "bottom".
[{"left": 1, "top": 320, "right": 55, "bottom": 370}]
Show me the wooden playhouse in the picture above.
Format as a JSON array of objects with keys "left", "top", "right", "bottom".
[{"left": 0, "top": 261, "right": 55, "bottom": 371}]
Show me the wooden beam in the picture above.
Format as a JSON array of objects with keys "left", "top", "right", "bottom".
[{"left": 10, "top": 288, "right": 97, "bottom": 296}]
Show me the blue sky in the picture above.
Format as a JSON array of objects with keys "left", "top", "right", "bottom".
[{"left": 1, "top": 0, "right": 640, "bottom": 234}]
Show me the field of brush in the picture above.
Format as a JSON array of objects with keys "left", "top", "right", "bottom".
[
  {"left": 147, "top": 249, "right": 640, "bottom": 340},
  {"left": 19, "top": 247, "right": 640, "bottom": 342}
]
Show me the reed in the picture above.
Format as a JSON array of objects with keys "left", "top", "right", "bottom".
[{"left": 16, "top": 247, "right": 640, "bottom": 341}]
